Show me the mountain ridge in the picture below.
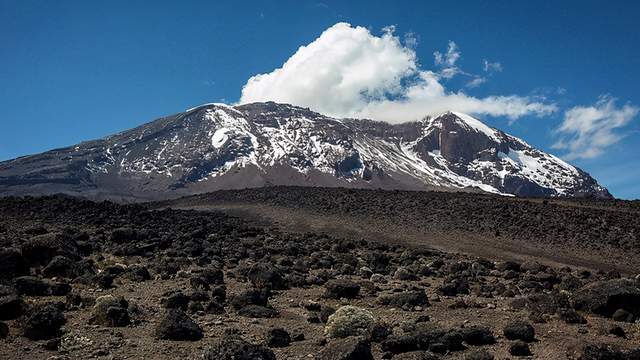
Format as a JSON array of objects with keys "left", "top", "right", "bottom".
[{"left": 0, "top": 101, "right": 611, "bottom": 200}]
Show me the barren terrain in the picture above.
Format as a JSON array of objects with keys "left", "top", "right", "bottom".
[{"left": 0, "top": 189, "right": 638, "bottom": 359}]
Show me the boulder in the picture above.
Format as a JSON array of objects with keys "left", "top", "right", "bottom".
[
  {"left": 0, "top": 322, "right": 8, "bottom": 338},
  {"left": 154, "top": 309, "right": 203, "bottom": 341},
  {"left": 460, "top": 325, "right": 495, "bottom": 345},
  {"left": 21, "top": 233, "right": 77, "bottom": 266},
  {"left": 246, "top": 263, "right": 287, "bottom": 290},
  {"left": 325, "top": 306, "right": 375, "bottom": 339},
  {"left": 557, "top": 308, "right": 587, "bottom": 324},
  {"left": 124, "top": 265, "right": 151, "bottom": 282},
  {"left": 23, "top": 305, "right": 66, "bottom": 340},
  {"left": 0, "top": 249, "right": 29, "bottom": 280},
  {"left": 42, "top": 256, "right": 76, "bottom": 278},
  {"left": 161, "top": 291, "right": 190, "bottom": 310},
  {"left": 230, "top": 288, "right": 269, "bottom": 309},
  {"left": 202, "top": 336, "right": 275, "bottom": 360},
  {"left": 13, "top": 276, "right": 52, "bottom": 296},
  {"left": 324, "top": 280, "right": 360, "bottom": 299},
  {"left": 265, "top": 328, "right": 290, "bottom": 347},
  {"left": 571, "top": 279, "right": 640, "bottom": 317},
  {"left": 509, "top": 341, "right": 532, "bottom": 356},
  {"left": 378, "top": 290, "right": 429, "bottom": 308},
  {"left": 316, "top": 337, "right": 373, "bottom": 360},
  {"left": 503, "top": 320, "right": 535, "bottom": 342},
  {"left": 611, "top": 308, "right": 634, "bottom": 323},
  {"left": 0, "top": 295, "right": 24, "bottom": 320},
  {"left": 89, "top": 295, "right": 130, "bottom": 327},
  {"left": 579, "top": 343, "right": 640, "bottom": 359}
]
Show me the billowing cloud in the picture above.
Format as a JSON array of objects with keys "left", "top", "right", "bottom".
[
  {"left": 553, "top": 96, "right": 639, "bottom": 159},
  {"left": 239, "top": 22, "right": 556, "bottom": 123}
]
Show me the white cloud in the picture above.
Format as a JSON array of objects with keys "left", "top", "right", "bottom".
[
  {"left": 483, "top": 59, "right": 503, "bottom": 73},
  {"left": 553, "top": 96, "right": 639, "bottom": 159},
  {"left": 433, "top": 41, "right": 462, "bottom": 79},
  {"left": 466, "top": 76, "right": 487, "bottom": 89},
  {"left": 239, "top": 22, "right": 556, "bottom": 123},
  {"left": 434, "top": 40, "right": 460, "bottom": 67}
]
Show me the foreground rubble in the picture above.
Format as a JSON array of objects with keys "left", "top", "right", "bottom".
[{"left": 0, "top": 195, "right": 638, "bottom": 359}]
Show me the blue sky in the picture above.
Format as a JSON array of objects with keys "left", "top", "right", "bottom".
[{"left": 1, "top": 0, "right": 639, "bottom": 198}]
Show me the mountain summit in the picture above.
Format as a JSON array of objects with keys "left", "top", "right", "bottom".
[{"left": 0, "top": 102, "right": 611, "bottom": 200}]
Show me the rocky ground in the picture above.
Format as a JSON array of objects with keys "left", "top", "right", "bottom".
[
  {"left": 0, "top": 193, "right": 639, "bottom": 359},
  {"left": 165, "top": 186, "right": 640, "bottom": 273}
]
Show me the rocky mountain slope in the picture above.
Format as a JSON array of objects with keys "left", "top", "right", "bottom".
[{"left": 0, "top": 102, "right": 611, "bottom": 200}]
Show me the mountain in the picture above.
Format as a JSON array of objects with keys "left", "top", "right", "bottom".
[{"left": 0, "top": 101, "right": 611, "bottom": 200}]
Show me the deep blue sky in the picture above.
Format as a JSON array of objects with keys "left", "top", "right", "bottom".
[{"left": 1, "top": 0, "right": 639, "bottom": 198}]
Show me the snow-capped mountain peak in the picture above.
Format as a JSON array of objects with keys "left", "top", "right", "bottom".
[{"left": 0, "top": 102, "right": 611, "bottom": 200}]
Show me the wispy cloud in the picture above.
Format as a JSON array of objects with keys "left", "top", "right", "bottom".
[
  {"left": 433, "top": 40, "right": 461, "bottom": 78},
  {"left": 483, "top": 59, "right": 502, "bottom": 73},
  {"left": 239, "top": 22, "right": 555, "bottom": 123},
  {"left": 553, "top": 95, "right": 639, "bottom": 159},
  {"left": 466, "top": 76, "right": 487, "bottom": 89}
]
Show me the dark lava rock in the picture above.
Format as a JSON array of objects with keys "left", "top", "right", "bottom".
[
  {"left": 611, "top": 308, "right": 634, "bottom": 322},
  {"left": 13, "top": 276, "right": 51, "bottom": 296},
  {"left": 247, "top": 263, "right": 287, "bottom": 290},
  {"left": 520, "top": 261, "right": 546, "bottom": 274},
  {"left": 364, "top": 252, "right": 391, "bottom": 274},
  {"left": 21, "top": 233, "right": 78, "bottom": 266},
  {"left": 42, "top": 256, "right": 75, "bottom": 278},
  {"left": 265, "top": 328, "right": 290, "bottom": 347},
  {"left": 0, "top": 295, "right": 24, "bottom": 320},
  {"left": 161, "top": 291, "right": 190, "bottom": 310},
  {"left": 230, "top": 288, "right": 269, "bottom": 309},
  {"left": 378, "top": 290, "right": 429, "bottom": 308},
  {"left": 571, "top": 279, "right": 640, "bottom": 317},
  {"left": 199, "top": 267, "right": 225, "bottom": 285},
  {"left": 324, "top": 279, "right": 361, "bottom": 299},
  {"left": 381, "top": 323, "right": 462, "bottom": 354},
  {"left": 0, "top": 249, "right": 29, "bottom": 280},
  {"left": 608, "top": 326, "right": 626, "bottom": 338},
  {"left": 509, "top": 341, "right": 532, "bottom": 356},
  {"left": 557, "top": 308, "right": 587, "bottom": 324},
  {"left": 211, "top": 285, "right": 227, "bottom": 303},
  {"left": 578, "top": 343, "right": 640, "bottom": 360},
  {"left": 0, "top": 321, "right": 8, "bottom": 338},
  {"left": 496, "top": 261, "right": 521, "bottom": 272},
  {"left": 23, "top": 305, "right": 66, "bottom": 340},
  {"left": 49, "top": 282, "right": 72, "bottom": 296},
  {"left": 437, "top": 278, "right": 470, "bottom": 296},
  {"left": 237, "top": 305, "right": 278, "bottom": 318},
  {"left": 154, "top": 309, "right": 203, "bottom": 341},
  {"left": 371, "top": 323, "right": 392, "bottom": 343},
  {"left": 124, "top": 265, "right": 151, "bottom": 282},
  {"left": 503, "top": 320, "right": 535, "bottom": 342},
  {"left": 511, "top": 292, "right": 570, "bottom": 315},
  {"left": 460, "top": 325, "right": 495, "bottom": 345},
  {"left": 319, "top": 304, "right": 336, "bottom": 323},
  {"left": 465, "top": 350, "right": 495, "bottom": 360},
  {"left": 202, "top": 336, "right": 276, "bottom": 360},
  {"left": 93, "top": 273, "right": 114, "bottom": 289},
  {"left": 316, "top": 337, "right": 373, "bottom": 360},
  {"left": 89, "top": 295, "right": 130, "bottom": 327}
]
